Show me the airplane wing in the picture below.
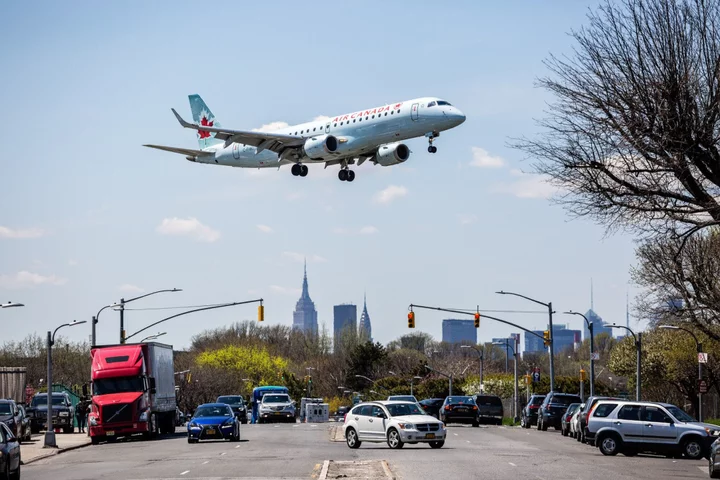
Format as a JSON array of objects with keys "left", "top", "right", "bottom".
[
  {"left": 171, "top": 109, "right": 305, "bottom": 154},
  {"left": 143, "top": 144, "right": 214, "bottom": 156}
]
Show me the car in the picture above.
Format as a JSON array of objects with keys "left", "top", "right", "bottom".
[
  {"left": 577, "top": 396, "right": 622, "bottom": 443},
  {"left": 0, "top": 421, "right": 20, "bottom": 480},
  {"left": 343, "top": 401, "right": 446, "bottom": 449},
  {"left": 710, "top": 437, "right": 720, "bottom": 478},
  {"left": 561, "top": 403, "right": 582, "bottom": 437},
  {"left": 26, "top": 392, "right": 75, "bottom": 434},
  {"left": 587, "top": 400, "right": 715, "bottom": 459},
  {"left": 473, "top": 394, "right": 504, "bottom": 425},
  {"left": 0, "top": 400, "right": 23, "bottom": 440},
  {"left": 537, "top": 392, "right": 582, "bottom": 431},
  {"left": 570, "top": 403, "right": 585, "bottom": 440},
  {"left": 186, "top": 403, "right": 240, "bottom": 443},
  {"left": 334, "top": 406, "right": 350, "bottom": 422},
  {"left": 418, "top": 398, "right": 444, "bottom": 419},
  {"left": 216, "top": 395, "right": 248, "bottom": 424},
  {"left": 439, "top": 396, "right": 479, "bottom": 427},
  {"left": 520, "top": 395, "right": 545, "bottom": 429},
  {"left": 387, "top": 395, "right": 418, "bottom": 403},
  {"left": 16, "top": 405, "right": 31, "bottom": 442},
  {"left": 257, "top": 393, "right": 296, "bottom": 423}
]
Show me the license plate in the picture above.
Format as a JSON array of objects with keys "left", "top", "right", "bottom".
[
  {"left": 457, "top": 409, "right": 467, "bottom": 412},
  {"left": 274, "top": 412, "right": 283, "bottom": 415},
  {"left": 206, "top": 428, "right": 215, "bottom": 435},
  {"left": 425, "top": 433, "right": 435, "bottom": 439},
  {"left": 106, "top": 431, "right": 115, "bottom": 436}
]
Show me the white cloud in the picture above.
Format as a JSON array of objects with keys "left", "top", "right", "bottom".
[
  {"left": 359, "top": 226, "right": 379, "bottom": 235},
  {"left": 118, "top": 284, "right": 144, "bottom": 293},
  {"left": 493, "top": 172, "right": 558, "bottom": 199},
  {"left": 68, "top": 259, "right": 78, "bottom": 267},
  {"left": 470, "top": 147, "right": 505, "bottom": 168},
  {"left": 333, "top": 226, "right": 379, "bottom": 236},
  {"left": 0, "top": 271, "right": 67, "bottom": 289},
  {"left": 457, "top": 214, "right": 477, "bottom": 225},
  {"left": 270, "top": 285, "right": 302, "bottom": 296},
  {"left": 313, "top": 115, "right": 331, "bottom": 122},
  {"left": 156, "top": 217, "right": 220, "bottom": 243},
  {"left": 282, "top": 251, "right": 327, "bottom": 263},
  {"left": 373, "top": 185, "right": 408, "bottom": 205},
  {"left": 0, "top": 226, "right": 46, "bottom": 239},
  {"left": 256, "top": 224, "right": 274, "bottom": 234},
  {"left": 252, "top": 121, "right": 289, "bottom": 133}
]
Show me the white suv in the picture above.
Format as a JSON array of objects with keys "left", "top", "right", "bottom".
[
  {"left": 258, "top": 394, "right": 296, "bottom": 424},
  {"left": 343, "top": 401, "right": 446, "bottom": 449},
  {"left": 587, "top": 400, "right": 718, "bottom": 459}
]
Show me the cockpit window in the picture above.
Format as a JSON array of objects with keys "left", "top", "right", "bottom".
[
  {"left": 437, "top": 100, "right": 451, "bottom": 106},
  {"left": 427, "top": 101, "right": 436, "bottom": 107}
]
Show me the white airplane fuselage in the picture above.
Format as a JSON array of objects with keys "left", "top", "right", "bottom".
[{"left": 192, "top": 97, "right": 465, "bottom": 168}]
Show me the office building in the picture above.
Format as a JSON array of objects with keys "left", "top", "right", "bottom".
[
  {"left": 334, "top": 303, "right": 357, "bottom": 345},
  {"left": 442, "top": 319, "right": 477, "bottom": 345},
  {"left": 358, "top": 293, "right": 372, "bottom": 342},
  {"left": 292, "top": 262, "right": 318, "bottom": 335}
]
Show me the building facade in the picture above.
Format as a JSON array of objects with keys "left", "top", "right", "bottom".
[
  {"left": 358, "top": 294, "right": 372, "bottom": 342},
  {"left": 583, "top": 309, "right": 612, "bottom": 341},
  {"left": 334, "top": 304, "right": 357, "bottom": 346},
  {"left": 292, "top": 262, "right": 318, "bottom": 335},
  {"left": 524, "top": 325, "right": 581, "bottom": 355},
  {"left": 442, "top": 319, "right": 477, "bottom": 345}
]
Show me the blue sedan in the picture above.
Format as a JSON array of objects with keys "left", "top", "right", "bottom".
[{"left": 187, "top": 403, "right": 240, "bottom": 443}]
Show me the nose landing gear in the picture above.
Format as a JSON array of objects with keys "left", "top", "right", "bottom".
[
  {"left": 338, "top": 169, "right": 355, "bottom": 182},
  {"left": 291, "top": 164, "right": 308, "bottom": 177},
  {"left": 426, "top": 132, "right": 439, "bottom": 153}
]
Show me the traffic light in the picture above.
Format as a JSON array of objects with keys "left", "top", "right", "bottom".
[
  {"left": 580, "top": 369, "right": 587, "bottom": 382},
  {"left": 258, "top": 304, "right": 264, "bottom": 322},
  {"left": 408, "top": 311, "right": 415, "bottom": 328},
  {"left": 524, "top": 374, "right": 532, "bottom": 385},
  {"left": 474, "top": 312, "right": 480, "bottom": 328},
  {"left": 543, "top": 330, "right": 551, "bottom": 347},
  {"left": 187, "top": 372, "right": 192, "bottom": 383}
]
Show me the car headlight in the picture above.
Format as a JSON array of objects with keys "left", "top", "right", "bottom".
[
  {"left": 397, "top": 423, "right": 415, "bottom": 430},
  {"left": 705, "top": 427, "right": 720, "bottom": 437},
  {"left": 188, "top": 422, "right": 200, "bottom": 429},
  {"left": 439, "top": 422, "right": 445, "bottom": 429},
  {"left": 89, "top": 415, "right": 98, "bottom": 426},
  {"left": 139, "top": 410, "right": 149, "bottom": 422}
]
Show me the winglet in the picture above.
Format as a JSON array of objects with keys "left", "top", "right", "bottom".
[{"left": 171, "top": 108, "right": 195, "bottom": 128}]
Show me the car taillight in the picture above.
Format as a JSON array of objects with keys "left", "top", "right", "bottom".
[
  {"left": 472, "top": 405, "right": 478, "bottom": 410},
  {"left": 343, "top": 413, "right": 347, "bottom": 423},
  {"left": 529, "top": 405, "right": 539, "bottom": 409},
  {"left": 445, "top": 406, "right": 451, "bottom": 411}
]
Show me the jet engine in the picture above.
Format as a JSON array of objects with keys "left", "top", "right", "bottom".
[
  {"left": 375, "top": 142, "right": 410, "bottom": 166},
  {"left": 302, "top": 134, "right": 338, "bottom": 160}
]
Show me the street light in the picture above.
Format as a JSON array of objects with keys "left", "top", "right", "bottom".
[
  {"left": 410, "top": 376, "right": 422, "bottom": 397},
  {"left": 116, "top": 288, "right": 182, "bottom": 344},
  {"left": 306, "top": 367, "right": 315, "bottom": 398},
  {"left": 461, "top": 345, "right": 484, "bottom": 392},
  {"left": 659, "top": 325, "right": 704, "bottom": 421},
  {"left": 354, "top": 375, "right": 389, "bottom": 392},
  {"left": 45, "top": 319, "right": 87, "bottom": 448},
  {"left": 493, "top": 340, "right": 519, "bottom": 421},
  {"left": 497, "top": 291, "right": 556, "bottom": 392},
  {"left": 565, "top": 311, "right": 595, "bottom": 397},
  {"left": 609, "top": 324, "right": 642, "bottom": 401},
  {"left": 140, "top": 332, "right": 167, "bottom": 342},
  {"left": 0, "top": 301, "right": 24, "bottom": 309}
]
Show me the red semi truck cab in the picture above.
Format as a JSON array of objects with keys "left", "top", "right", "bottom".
[{"left": 88, "top": 342, "right": 176, "bottom": 444}]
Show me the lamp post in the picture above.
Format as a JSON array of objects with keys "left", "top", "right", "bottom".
[
  {"left": 117, "top": 288, "right": 182, "bottom": 344},
  {"left": 659, "top": 325, "right": 704, "bottom": 421},
  {"left": 306, "top": 367, "right": 315, "bottom": 398},
  {"left": 45, "top": 320, "right": 87, "bottom": 448},
  {"left": 565, "top": 311, "right": 595, "bottom": 397},
  {"left": 354, "top": 374, "right": 389, "bottom": 392},
  {"left": 410, "top": 376, "right": 422, "bottom": 396},
  {"left": 493, "top": 340, "right": 519, "bottom": 421},
  {"left": 609, "top": 324, "right": 641, "bottom": 401},
  {"left": 0, "top": 302, "right": 24, "bottom": 309},
  {"left": 140, "top": 332, "right": 167, "bottom": 342},
  {"left": 497, "top": 291, "right": 555, "bottom": 392},
  {"left": 461, "top": 345, "right": 484, "bottom": 392}
]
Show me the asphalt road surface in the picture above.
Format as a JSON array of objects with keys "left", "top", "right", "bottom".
[{"left": 24, "top": 423, "right": 710, "bottom": 480}]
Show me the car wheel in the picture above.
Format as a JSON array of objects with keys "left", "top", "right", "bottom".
[
  {"left": 710, "top": 458, "right": 720, "bottom": 478},
  {"left": 541, "top": 418, "right": 548, "bottom": 431},
  {"left": 91, "top": 436, "right": 103, "bottom": 445},
  {"left": 345, "top": 428, "right": 361, "bottom": 449},
  {"left": 472, "top": 422, "right": 479, "bottom": 428},
  {"left": 9, "top": 462, "right": 19, "bottom": 480},
  {"left": 598, "top": 433, "right": 621, "bottom": 456},
  {"left": 187, "top": 437, "right": 197, "bottom": 444},
  {"left": 683, "top": 437, "right": 704, "bottom": 460},
  {"left": 386, "top": 428, "right": 404, "bottom": 449},
  {"left": 429, "top": 441, "right": 444, "bottom": 449}
]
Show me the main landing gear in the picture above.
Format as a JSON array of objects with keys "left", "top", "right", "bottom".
[
  {"left": 291, "top": 164, "right": 308, "bottom": 177},
  {"left": 338, "top": 169, "right": 355, "bottom": 182},
  {"left": 426, "top": 132, "right": 438, "bottom": 153}
]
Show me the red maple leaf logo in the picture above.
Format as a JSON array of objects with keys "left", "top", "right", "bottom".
[{"left": 198, "top": 116, "right": 214, "bottom": 139}]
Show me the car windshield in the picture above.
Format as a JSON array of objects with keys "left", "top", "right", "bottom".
[
  {"left": 387, "top": 403, "right": 424, "bottom": 416},
  {"left": 666, "top": 405, "right": 696, "bottom": 422},
  {"left": 446, "top": 396, "right": 474, "bottom": 404},
  {"left": 552, "top": 395, "right": 582, "bottom": 405},
  {"left": 475, "top": 396, "right": 502, "bottom": 406},
  {"left": 263, "top": 395, "right": 290, "bottom": 403},
  {"left": 93, "top": 376, "right": 144, "bottom": 395},
  {"left": 194, "top": 406, "right": 231, "bottom": 417},
  {"left": 217, "top": 396, "right": 244, "bottom": 405},
  {"left": 531, "top": 397, "right": 545, "bottom": 405},
  {"left": 0, "top": 404, "right": 12, "bottom": 415},
  {"left": 31, "top": 396, "right": 66, "bottom": 406},
  {"left": 388, "top": 396, "right": 416, "bottom": 402}
]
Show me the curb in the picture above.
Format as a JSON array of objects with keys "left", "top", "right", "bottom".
[{"left": 23, "top": 441, "right": 92, "bottom": 465}]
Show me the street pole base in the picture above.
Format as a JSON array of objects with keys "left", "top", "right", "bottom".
[{"left": 43, "top": 430, "right": 58, "bottom": 448}]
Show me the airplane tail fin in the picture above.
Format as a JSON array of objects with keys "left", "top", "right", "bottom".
[{"left": 189, "top": 94, "right": 223, "bottom": 149}]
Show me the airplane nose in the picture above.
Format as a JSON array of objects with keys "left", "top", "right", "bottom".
[{"left": 454, "top": 109, "right": 466, "bottom": 125}]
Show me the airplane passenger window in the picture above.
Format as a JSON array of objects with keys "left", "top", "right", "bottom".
[
  {"left": 365, "top": 117, "right": 368, "bottom": 120},
  {"left": 385, "top": 112, "right": 388, "bottom": 116},
  {"left": 294, "top": 132, "right": 297, "bottom": 135},
  {"left": 313, "top": 127, "right": 316, "bottom": 131},
  {"left": 334, "top": 123, "right": 337, "bottom": 127},
  {"left": 353, "top": 119, "right": 356, "bottom": 123},
  {"left": 390, "top": 111, "right": 394, "bottom": 115},
  {"left": 428, "top": 101, "right": 436, "bottom": 107},
  {"left": 372, "top": 115, "right": 375, "bottom": 118}
]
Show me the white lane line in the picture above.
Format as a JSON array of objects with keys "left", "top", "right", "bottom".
[
  {"left": 202, "top": 461, "right": 209, "bottom": 465},
  {"left": 700, "top": 466, "right": 708, "bottom": 473},
  {"left": 220, "top": 452, "right": 226, "bottom": 456},
  {"left": 509, "top": 462, "right": 517, "bottom": 467},
  {"left": 453, "top": 433, "right": 458, "bottom": 436},
  {"left": 466, "top": 440, "right": 471, "bottom": 443},
  {"left": 235, "top": 445, "right": 241, "bottom": 448},
  {"left": 293, "top": 424, "right": 299, "bottom": 427},
  {"left": 180, "top": 471, "right": 190, "bottom": 476}
]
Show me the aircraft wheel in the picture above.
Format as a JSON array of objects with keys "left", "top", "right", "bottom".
[
  {"left": 346, "top": 170, "right": 355, "bottom": 182},
  {"left": 300, "top": 165, "right": 308, "bottom": 177},
  {"left": 338, "top": 170, "right": 348, "bottom": 181},
  {"left": 291, "top": 164, "right": 301, "bottom": 176}
]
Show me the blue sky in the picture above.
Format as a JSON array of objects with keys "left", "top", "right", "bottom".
[{"left": 0, "top": 0, "right": 641, "bottom": 350}]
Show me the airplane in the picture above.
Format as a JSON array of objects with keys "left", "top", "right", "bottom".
[{"left": 144, "top": 95, "right": 465, "bottom": 182}]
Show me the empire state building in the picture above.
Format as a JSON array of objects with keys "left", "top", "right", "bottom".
[{"left": 292, "top": 262, "right": 318, "bottom": 335}]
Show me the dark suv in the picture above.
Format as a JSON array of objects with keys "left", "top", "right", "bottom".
[
  {"left": 473, "top": 395, "right": 504, "bottom": 425},
  {"left": 537, "top": 392, "right": 582, "bottom": 431},
  {"left": 521, "top": 395, "right": 545, "bottom": 428},
  {"left": 439, "top": 396, "right": 479, "bottom": 427},
  {"left": 0, "top": 400, "right": 23, "bottom": 439},
  {"left": 26, "top": 392, "right": 75, "bottom": 433},
  {"left": 216, "top": 395, "right": 248, "bottom": 424}
]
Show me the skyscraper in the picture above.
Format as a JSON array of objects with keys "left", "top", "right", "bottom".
[
  {"left": 292, "top": 261, "right": 318, "bottom": 335},
  {"left": 334, "top": 304, "right": 357, "bottom": 346},
  {"left": 524, "top": 325, "right": 581, "bottom": 355},
  {"left": 358, "top": 293, "right": 372, "bottom": 342},
  {"left": 442, "top": 319, "right": 477, "bottom": 344}
]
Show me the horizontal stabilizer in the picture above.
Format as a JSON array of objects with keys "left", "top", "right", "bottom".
[{"left": 143, "top": 144, "right": 214, "bottom": 156}]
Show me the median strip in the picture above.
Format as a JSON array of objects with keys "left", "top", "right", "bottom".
[{"left": 318, "top": 460, "right": 395, "bottom": 480}]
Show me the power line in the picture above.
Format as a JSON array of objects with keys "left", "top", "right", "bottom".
[
  {"left": 446, "top": 308, "right": 548, "bottom": 314},
  {"left": 120, "top": 303, "right": 229, "bottom": 311}
]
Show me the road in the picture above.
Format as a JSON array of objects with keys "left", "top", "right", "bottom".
[{"left": 24, "top": 423, "right": 710, "bottom": 480}]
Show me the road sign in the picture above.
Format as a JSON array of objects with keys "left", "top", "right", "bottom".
[
  {"left": 590, "top": 352, "right": 600, "bottom": 361},
  {"left": 699, "top": 353, "right": 709, "bottom": 364},
  {"left": 699, "top": 379, "right": 708, "bottom": 394},
  {"left": 532, "top": 367, "right": 540, "bottom": 383}
]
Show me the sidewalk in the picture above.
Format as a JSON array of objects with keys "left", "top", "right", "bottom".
[{"left": 21, "top": 430, "right": 92, "bottom": 465}]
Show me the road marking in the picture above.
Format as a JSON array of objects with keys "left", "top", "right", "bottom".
[
  {"left": 202, "top": 461, "right": 209, "bottom": 465},
  {"left": 293, "top": 424, "right": 299, "bottom": 427},
  {"left": 180, "top": 471, "right": 190, "bottom": 476},
  {"left": 509, "top": 462, "right": 517, "bottom": 467},
  {"left": 466, "top": 440, "right": 471, "bottom": 443},
  {"left": 318, "top": 460, "right": 330, "bottom": 480},
  {"left": 700, "top": 466, "right": 708, "bottom": 473},
  {"left": 453, "top": 433, "right": 458, "bottom": 436},
  {"left": 220, "top": 452, "right": 226, "bottom": 456},
  {"left": 235, "top": 445, "right": 240, "bottom": 448}
]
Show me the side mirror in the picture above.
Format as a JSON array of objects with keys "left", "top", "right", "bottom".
[{"left": 375, "top": 412, "right": 386, "bottom": 419}]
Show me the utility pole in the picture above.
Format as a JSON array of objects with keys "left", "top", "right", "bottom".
[{"left": 548, "top": 302, "right": 555, "bottom": 393}]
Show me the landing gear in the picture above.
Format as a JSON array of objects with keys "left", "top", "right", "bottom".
[
  {"left": 428, "top": 145, "right": 437, "bottom": 153},
  {"left": 426, "top": 132, "right": 438, "bottom": 153},
  {"left": 291, "top": 164, "right": 308, "bottom": 177},
  {"left": 338, "top": 169, "right": 355, "bottom": 182}
]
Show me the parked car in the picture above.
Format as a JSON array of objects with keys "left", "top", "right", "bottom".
[
  {"left": 343, "top": 401, "right": 446, "bottom": 449},
  {"left": 472, "top": 394, "right": 504, "bottom": 425},
  {"left": 537, "top": 392, "right": 582, "bottom": 431},
  {"left": 418, "top": 398, "right": 444, "bottom": 419},
  {"left": 577, "top": 396, "right": 622, "bottom": 443},
  {"left": 520, "top": 395, "right": 545, "bottom": 429},
  {"left": 257, "top": 393, "right": 296, "bottom": 424},
  {"left": 587, "top": 400, "right": 715, "bottom": 459},
  {"left": 0, "top": 421, "right": 21, "bottom": 480},
  {"left": 334, "top": 406, "right": 350, "bottom": 421},
  {"left": 216, "top": 395, "right": 248, "bottom": 424},
  {"left": 710, "top": 437, "right": 720, "bottom": 478},
  {"left": 26, "top": 392, "right": 75, "bottom": 434},
  {"left": 439, "top": 396, "right": 479, "bottom": 427},
  {"left": 561, "top": 403, "right": 582, "bottom": 437},
  {"left": 187, "top": 403, "right": 240, "bottom": 443},
  {"left": 16, "top": 405, "right": 31, "bottom": 442},
  {"left": 570, "top": 403, "right": 585, "bottom": 440},
  {"left": 0, "top": 400, "right": 23, "bottom": 440},
  {"left": 387, "top": 395, "right": 418, "bottom": 403}
]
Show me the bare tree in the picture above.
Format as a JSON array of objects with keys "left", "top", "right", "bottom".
[{"left": 515, "top": 0, "right": 720, "bottom": 243}]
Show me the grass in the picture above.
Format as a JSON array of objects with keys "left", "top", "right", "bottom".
[
  {"left": 502, "top": 418, "right": 521, "bottom": 427},
  {"left": 704, "top": 418, "right": 720, "bottom": 426}
]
